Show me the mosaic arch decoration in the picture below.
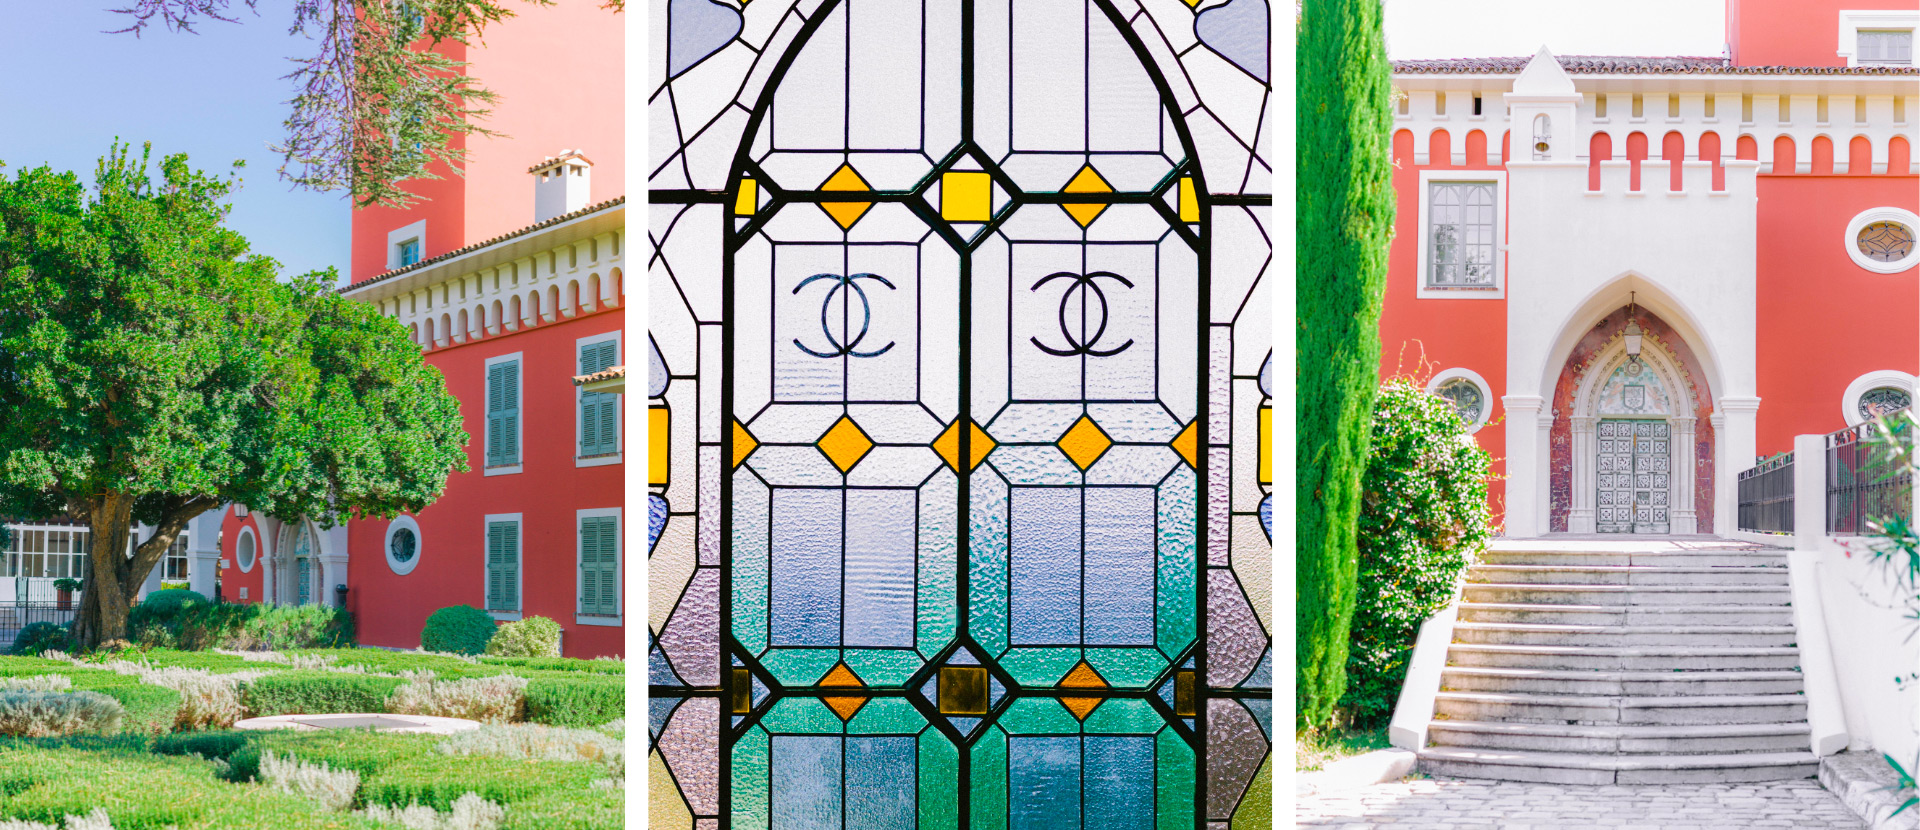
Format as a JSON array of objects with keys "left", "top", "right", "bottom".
[{"left": 649, "top": 0, "right": 1272, "bottom": 826}]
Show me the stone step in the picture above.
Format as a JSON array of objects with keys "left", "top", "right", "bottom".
[
  {"left": 1440, "top": 666, "right": 1806, "bottom": 696},
  {"left": 1447, "top": 644, "right": 1801, "bottom": 671},
  {"left": 1459, "top": 602, "right": 1794, "bottom": 626},
  {"left": 1433, "top": 691, "right": 1808, "bottom": 726},
  {"left": 1427, "top": 720, "right": 1813, "bottom": 755},
  {"left": 1453, "top": 622, "right": 1796, "bottom": 647},
  {"left": 1416, "top": 747, "right": 1820, "bottom": 785},
  {"left": 1467, "top": 564, "right": 1790, "bottom": 586},
  {"left": 1480, "top": 550, "right": 1789, "bottom": 568},
  {"left": 1462, "top": 582, "right": 1792, "bottom": 606}
]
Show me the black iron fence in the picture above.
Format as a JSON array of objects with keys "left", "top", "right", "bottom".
[
  {"left": 1738, "top": 452, "right": 1796, "bottom": 534},
  {"left": 0, "top": 602, "right": 77, "bottom": 654},
  {"left": 1827, "top": 412, "right": 1915, "bottom": 536}
]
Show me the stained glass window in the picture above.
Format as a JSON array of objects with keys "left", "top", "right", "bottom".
[
  {"left": 650, "top": 0, "right": 1271, "bottom": 826},
  {"left": 1860, "top": 386, "right": 1913, "bottom": 419},
  {"left": 1857, "top": 220, "right": 1916, "bottom": 263}
]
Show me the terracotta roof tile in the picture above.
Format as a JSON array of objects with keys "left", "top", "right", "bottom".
[
  {"left": 573, "top": 365, "right": 625, "bottom": 386},
  {"left": 1392, "top": 55, "right": 1920, "bottom": 75},
  {"left": 341, "top": 196, "right": 625, "bottom": 294}
]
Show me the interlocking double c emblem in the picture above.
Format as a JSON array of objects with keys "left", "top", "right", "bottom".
[
  {"left": 1029, "top": 270, "right": 1135, "bottom": 357},
  {"left": 791, "top": 272, "right": 897, "bottom": 359}
]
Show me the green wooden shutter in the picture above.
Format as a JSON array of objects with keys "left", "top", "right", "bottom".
[
  {"left": 578, "top": 516, "right": 618, "bottom": 616},
  {"left": 500, "top": 361, "right": 520, "bottom": 466},
  {"left": 596, "top": 517, "right": 618, "bottom": 614},
  {"left": 485, "top": 364, "right": 505, "bottom": 467},
  {"left": 578, "top": 519, "right": 600, "bottom": 615},
  {"left": 579, "top": 340, "right": 619, "bottom": 457},
  {"left": 500, "top": 521, "right": 519, "bottom": 611},
  {"left": 486, "top": 522, "right": 504, "bottom": 609}
]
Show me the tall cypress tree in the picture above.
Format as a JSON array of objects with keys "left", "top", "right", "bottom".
[{"left": 1296, "top": 0, "right": 1397, "bottom": 729}]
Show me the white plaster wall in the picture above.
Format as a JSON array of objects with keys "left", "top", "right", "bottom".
[
  {"left": 1818, "top": 533, "right": 1920, "bottom": 763},
  {"left": 1502, "top": 159, "right": 1759, "bottom": 535}
]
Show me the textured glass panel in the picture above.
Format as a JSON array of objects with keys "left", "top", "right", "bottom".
[{"left": 654, "top": 0, "right": 1269, "bottom": 823}]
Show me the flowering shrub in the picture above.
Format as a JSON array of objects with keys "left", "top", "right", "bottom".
[
  {"left": 1340, "top": 377, "right": 1493, "bottom": 727},
  {"left": 360, "top": 792, "right": 504, "bottom": 830},
  {"left": 482, "top": 616, "right": 560, "bottom": 659},
  {"left": 260, "top": 751, "right": 360, "bottom": 812},
  {"left": 439, "top": 724, "right": 622, "bottom": 774}
]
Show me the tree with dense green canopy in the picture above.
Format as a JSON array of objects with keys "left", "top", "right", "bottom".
[
  {"left": 1296, "top": 0, "right": 1397, "bottom": 729},
  {"left": 0, "top": 142, "right": 469, "bottom": 649}
]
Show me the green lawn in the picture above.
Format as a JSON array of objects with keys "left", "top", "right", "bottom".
[{"left": 0, "top": 649, "right": 625, "bottom": 829}]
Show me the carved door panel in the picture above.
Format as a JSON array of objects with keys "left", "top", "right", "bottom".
[{"left": 1598, "top": 419, "right": 1671, "bottom": 534}]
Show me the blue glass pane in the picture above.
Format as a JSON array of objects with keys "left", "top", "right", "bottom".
[
  {"left": 1010, "top": 487, "right": 1081, "bottom": 645},
  {"left": 846, "top": 737, "right": 917, "bottom": 830},
  {"left": 1084, "top": 488, "right": 1155, "bottom": 646},
  {"left": 771, "top": 490, "right": 842, "bottom": 646},
  {"left": 1009, "top": 736, "right": 1080, "bottom": 830},
  {"left": 845, "top": 490, "right": 917, "bottom": 648},
  {"left": 1085, "top": 736, "right": 1154, "bottom": 830},
  {"left": 771, "top": 735, "right": 843, "bottom": 830}
]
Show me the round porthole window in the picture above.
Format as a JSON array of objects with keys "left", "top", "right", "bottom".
[
  {"left": 236, "top": 528, "right": 257, "bottom": 573},
  {"left": 385, "top": 516, "right": 422, "bottom": 576},
  {"left": 1845, "top": 208, "right": 1920, "bottom": 274},
  {"left": 1859, "top": 386, "right": 1913, "bottom": 420},
  {"left": 1843, "top": 370, "right": 1917, "bottom": 426},
  {"left": 1428, "top": 368, "right": 1494, "bottom": 434}
]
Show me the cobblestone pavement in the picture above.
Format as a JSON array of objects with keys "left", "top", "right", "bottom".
[{"left": 1297, "top": 777, "right": 1866, "bottom": 829}]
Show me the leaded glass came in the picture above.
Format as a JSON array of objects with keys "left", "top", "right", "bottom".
[
  {"left": 1436, "top": 377, "right": 1486, "bottom": 425},
  {"left": 1428, "top": 181, "right": 1498, "bottom": 287},
  {"left": 1857, "top": 221, "right": 1916, "bottom": 263},
  {"left": 1860, "top": 385, "right": 1913, "bottom": 419}
]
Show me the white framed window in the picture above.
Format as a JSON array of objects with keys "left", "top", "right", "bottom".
[
  {"left": 162, "top": 532, "right": 190, "bottom": 582},
  {"left": 1839, "top": 11, "right": 1919, "bottom": 66},
  {"left": 576, "top": 331, "right": 622, "bottom": 467},
  {"left": 1843, "top": 207, "right": 1919, "bottom": 274},
  {"left": 1417, "top": 171, "right": 1506, "bottom": 299},
  {"left": 384, "top": 515, "right": 422, "bottom": 576},
  {"left": 483, "top": 513, "right": 522, "bottom": 621},
  {"left": 484, "top": 352, "right": 524, "bottom": 475},
  {"left": 386, "top": 220, "right": 428, "bottom": 271},
  {"left": 1427, "top": 368, "right": 1494, "bottom": 434},
  {"left": 1843, "top": 370, "right": 1916, "bottom": 426},
  {"left": 576, "top": 508, "right": 621, "bottom": 625},
  {"left": 235, "top": 526, "right": 257, "bottom": 573}
]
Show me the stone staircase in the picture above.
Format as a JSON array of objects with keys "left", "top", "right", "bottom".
[{"left": 1417, "top": 539, "right": 1821, "bottom": 784}]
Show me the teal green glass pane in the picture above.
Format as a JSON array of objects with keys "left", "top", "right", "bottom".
[
  {"left": 1084, "top": 648, "right": 1168, "bottom": 689},
  {"left": 732, "top": 471, "right": 771, "bottom": 653},
  {"left": 968, "top": 471, "right": 1011, "bottom": 657},
  {"left": 1156, "top": 728, "right": 1195, "bottom": 830},
  {"left": 1156, "top": 465, "right": 1197, "bottom": 657},
  {"left": 997, "top": 647, "right": 1081, "bottom": 687},
  {"left": 732, "top": 726, "right": 770, "bottom": 830},
  {"left": 761, "top": 648, "right": 844, "bottom": 688},
  {"left": 918, "top": 468, "right": 960, "bottom": 660},
  {"left": 919, "top": 730, "right": 959, "bottom": 830},
  {"left": 970, "top": 727, "right": 1008, "bottom": 830}
]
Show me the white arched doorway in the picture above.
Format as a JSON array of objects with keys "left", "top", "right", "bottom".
[
  {"left": 273, "top": 520, "right": 321, "bottom": 606},
  {"left": 1566, "top": 333, "right": 1700, "bottom": 535}
]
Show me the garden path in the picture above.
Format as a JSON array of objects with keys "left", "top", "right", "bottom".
[{"left": 1295, "top": 776, "right": 1866, "bottom": 828}]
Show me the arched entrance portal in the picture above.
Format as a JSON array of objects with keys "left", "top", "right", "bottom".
[
  {"left": 1549, "top": 305, "right": 1716, "bottom": 535},
  {"left": 274, "top": 520, "right": 320, "bottom": 606}
]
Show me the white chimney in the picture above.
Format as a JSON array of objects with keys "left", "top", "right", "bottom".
[{"left": 530, "top": 150, "right": 593, "bottom": 223}]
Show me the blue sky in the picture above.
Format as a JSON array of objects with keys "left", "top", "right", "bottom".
[
  {"left": 1384, "top": 0, "right": 1724, "bottom": 60},
  {"left": 0, "top": 4, "right": 351, "bottom": 280}
]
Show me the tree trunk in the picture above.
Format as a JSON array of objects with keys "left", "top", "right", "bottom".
[
  {"left": 69, "top": 492, "right": 214, "bottom": 650},
  {"left": 72, "top": 494, "right": 137, "bottom": 650}
]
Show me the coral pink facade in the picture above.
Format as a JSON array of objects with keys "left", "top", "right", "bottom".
[
  {"left": 216, "top": 4, "right": 626, "bottom": 657},
  {"left": 1382, "top": 0, "right": 1918, "bottom": 535}
]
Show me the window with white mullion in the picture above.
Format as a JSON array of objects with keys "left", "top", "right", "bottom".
[
  {"left": 1427, "top": 181, "right": 1498, "bottom": 288},
  {"left": 1860, "top": 29, "right": 1914, "bottom": 65}
]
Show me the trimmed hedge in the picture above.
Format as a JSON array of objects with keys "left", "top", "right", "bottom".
[
  {"left": 8, "top": 622, "right": 70, "bottom": 656},
  {"left": 420, "top": 606, "right": 496, "bottom": 655},
  {"left": 93, "top": 684, "right": 184, "bottom": 736},
  {"left": 227, "top": 730, "right": 440, "bottom": 784},
  {"left": 152, "top": 730, "right": 252, "bottom": 762},
  {"left": 128, "top": 602, "right": 353, "bottom": 652},
  {"left": 360, "top": 755, "right": 604, "bottom": 811},
  {"left": 242, "top": 672, "right": 406, "bottom": 717},
  {"left": 523, "top": 677, "right": 622, "bottom": 729},
  {"left": 0, "top": 744, "right": 382, "bottom": 829},
  {"left": 480, "top": 656, "right": 623, "bottom": 676},
  {"left": 501, "top": 784, "right": 624, "bottom": 830}
]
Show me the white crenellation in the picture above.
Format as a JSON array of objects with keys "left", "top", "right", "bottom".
[
  {"left": 1394, "top": 74, "right": 1918, "bottom": 176},
  {"left": 372, "top": 226, "right": 625, "bottom": 351}
]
